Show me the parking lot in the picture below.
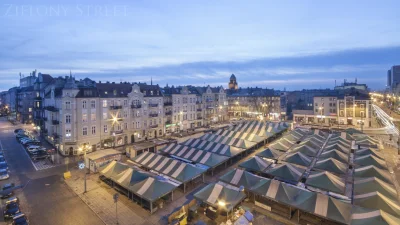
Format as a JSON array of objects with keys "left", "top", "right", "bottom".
[{"left": 0, "top": 117, "right": 104, "bottom": 225}]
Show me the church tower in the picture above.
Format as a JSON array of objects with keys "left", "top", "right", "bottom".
[{"left": 228, "top": 74, "right": 238, "bottom": 90}]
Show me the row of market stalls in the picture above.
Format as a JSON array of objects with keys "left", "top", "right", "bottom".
[
  {"left": 98, "top": 161, "right": 178, "bottom": 213},
  {"left": 214, "top": 168, "right": 400, "bottom": 225},
  {"left": 232, "top": 128, "right": 400, "bottom": 224}
]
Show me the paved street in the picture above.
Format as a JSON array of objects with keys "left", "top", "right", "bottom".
[{"left": 0, "top": 118, "right": 104, "bottom": 225}]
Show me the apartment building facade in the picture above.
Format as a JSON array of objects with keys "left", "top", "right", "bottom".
[{"left": 293, "top": 95, "right": 371, "bottom": 128}]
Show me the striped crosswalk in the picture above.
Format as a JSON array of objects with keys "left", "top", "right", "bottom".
[{"left": 32, "top": 159, "right": 60, "bottom": 171}]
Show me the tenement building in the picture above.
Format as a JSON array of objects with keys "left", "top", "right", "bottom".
[{"left": 36, "top": 74, "right": 228, "bottom": 156}]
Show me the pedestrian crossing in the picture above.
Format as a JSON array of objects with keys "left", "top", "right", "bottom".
[{"left": 32, "top": 159, "right": 60, "bottom": 171}]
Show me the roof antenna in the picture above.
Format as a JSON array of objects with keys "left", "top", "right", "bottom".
[
  {"left": 69, "top": 70, "right": 72, "bottom": 78},
  {"left": 151, "top": 77, "right": 153, "bottom": 85}
]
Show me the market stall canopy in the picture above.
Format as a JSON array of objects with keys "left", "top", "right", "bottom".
[
  {"left": 132, "top": 152, "right": 206, "bottom": 183},
  {"left": 353, "top": 192, "right": 400, "bottom": 217},
  {"left": 354, "top": 154, "right": 388, "bottom": 170},
  {"left": 298, "top": 192, "right": 352, "bottom": 224},
  {"left": 239, "top": 156, "right": 272, "bottom": 173},
  {"left": 299, "top": 139, "right": 322, "bottom": 150},
  {"left": 219, "top": 168, "right": 263, "bottom": 189},
  {"left": 354, "top": 177, "right": 397, "bottom": 200},
  {"left": 278, "top": 138, "right": 296, "bottom": 148},
  {"left": 99, "top": 160, "right": 130, "bottom": 178},
  {"left": 319, "top": 149, "right": 349, "bottom": 163},
  {"left": 159, "top": 143, "right": 229, "bottom": 168},
  {"left": 193, "top": 183, "right": 246, "bottom": 212},
  {"left": 265, "top": 163, "right": 305, "bottom": 182},
  {"left": 314, "top": 158, "right": 348, "bottom": 175},
  {"left": 199, "top": 133, "right": 257, "bottom": 149},
  {"left": 305, "top": 171, "right": 345, "bottom": 194},
  {"left": 290, "top": 145, "right": 319, "bottom": 157},
  {"left": 182, "top": 138, "right": 245, "bottom": 157},
  {"left": 355, "top": 148, "right": 384, "bottom": 159},
  {"left": 256, "top": 148, "right": 283, "bottom": 159},
  {"left": 269, "top": 141, "right": 290, "bottom": 152},
  {"left": 324, "top": 144, "right": 350, "bottom": 154},
  {"left": 283, "top": 152, "right": 312, "bottom": 167},
  {"left": 327, "top": 139, "right": 351, "bottom": 148},
  {"left": 354, "top": 165, "right": 393, "bottom": 184},
  {"left": 351, "top": 206, "right": 400, "bottom": 225},
  {"left": 215, "top": 130, "right": 265, "bottom": 143}
]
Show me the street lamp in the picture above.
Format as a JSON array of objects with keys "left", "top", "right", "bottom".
[{"left": 79, "top": 144, "right": 90, "bottom": 193}]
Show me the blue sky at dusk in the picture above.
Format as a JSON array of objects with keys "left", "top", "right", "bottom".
[{"left": 0, "top": 0, "right": 399, "bottom": 91}]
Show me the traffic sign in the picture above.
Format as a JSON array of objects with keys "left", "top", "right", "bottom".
[
  {"left": 78, "top": 162, "right": 85, "bottom": 170},
  {"left": 113, "top": 193, "right": 119, "bottom": 203}
]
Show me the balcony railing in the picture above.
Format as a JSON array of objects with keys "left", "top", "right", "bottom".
[
  {"left": 43, "top": 117, "right": 48, "bottom": 121},
  {"left": 109, "top": 105, "right": 122, "bottom": 110},
  {"left": 164, "top": 102, "right": 172, "bottom": 106},
  {"left": 206, "top": 99, "right": 213, "bottom": 102},
  {"left": 165, "top": 120, "right": 172, "bottom": 125},
  {"left": 197, "top": 108, "right": 202, "bottom": 112},
  {"left": 165, "top": 111, "right": 172, "bottom": 116},
  {"left": 34, "top": 97, "right": 42, "bottom": 101},
  {"left": 197, "top": 117, "right": 203, "bottom": 119},
  {"left": 149, "top": 113, "right": 158, "bottom": 117},
  {"left": 149, "top": 103, "right": 158, "bottom": 107},
  {"left": 149, "top": 124, "right": 158, "bottom": 128},
  {"left": 52, "top": 120, "right": 59, "bottom": 125},
  {"left": 131, "top": 104, "right": 142, "bottom": 109},
  {"left": 113, "top": 130, "right": 124, "bottom": 135},
  {"left": 44, "top": 106, "right": 59, "bottom": 112},
  {"left": 196, "top": 101, "right": 201, "bottom": 104}
]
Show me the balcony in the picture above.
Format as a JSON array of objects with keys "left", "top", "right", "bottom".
[
  {"left": 149, "top": 113, "right": 158, "bottom": 117},
  {"left": 164, "top": 102, "right": 172, "bottom": 106},
  {"left": 44, "top": 106, "right": 59, "bottom": 112},
  {"left": 34, "top": 96, "right": 42, "bottom": 101},
  {"left": 165, "top": 111, "right": 172, "bottom": 116},
  {"left": 196, "top": 101, "right": 201, "bottom": 104},
  {"left": 197, "top": 108, "right": 202, "bottom": 112},
  {"left": 149, "top": 103, "right": 158, "bottom": 107},
  {"left": 206, "top": 99, "right": 213, "bottom": 102},
  {"left": 197, "top": 117, "right": 203, "bottom": 120},
  {"left": 131, "top": 104, "right": 142, "bottom": 109},
  {"left": 109, "top": 105, "right": 122, "bottom": 110},
  {"left": 43, "top": 117, "right": 48, "bottom": 121},
  {"left": 52, "top": 120, "right": 59, "bottom": 125},
  {"left": 165, "top": 120, "right": 172, "bottom": 125},
  {"left": 149, "top": 124, "right": 158, "bottom": 128},
  {"left": 113, "top": 130, "right": 124, "bottom": 135}
]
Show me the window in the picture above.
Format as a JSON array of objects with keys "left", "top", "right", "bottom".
[
  {"left": 117, "top": 124, "right": 121, "bottom": 131},
  {"left": 91, "top": 100, "right": 96, "bottom": 108},
  {"left": 82, "top": 114, "right": 87, "bottom": 122},
  {"left": 82, "top": 100, "right": 87, "bottom": 109},
  {"left": 66, "top": 129, "right": 71, "bottom": 138},
  {"left": 124, "top": 100, "right": 127, "bottom": 106},
  {"left": 91, "top": 126, "right": 96, "bottom": 135},
  {"left": 124, "top": 123, "right": 128, "bottom": 130},
  {"left": 136, "top": 111, "right": 140, "bottom": 117},
  {"left": 360, "top": 111, "right": 365, "bottom": 118},
  {"left": 103, "top": 125, "right": 108, "bottom": 133},
  {"left": 123, "top": 111, "right": 128, "bottom": 118},
  {"left": 65, "top": 101, "right": 71, "bottom": 109},
  {"left": 66, "top": 115, "right": 71, "bottom": 124},
  {"left": 83, "top": 127, "right": 88, "bottom": 136},
  {"left": 103, "top": 112, "right": 107, "bottom": 120},
  {"left": 36, "top": 102, "right": 40, "bottom": 108},
  {"left": 102, "top": 100, "right": 107, "bottom": 107},
  {"left": 91, "top": 113, "right": 96, "bottom": 121}
]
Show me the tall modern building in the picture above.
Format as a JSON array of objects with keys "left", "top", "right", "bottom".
[{"left": 388, "top": 65, "right": 400, "bottom": 92}]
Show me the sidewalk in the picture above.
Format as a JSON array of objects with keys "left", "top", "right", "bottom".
[{"left": 65, "top": 169, "right": 204, "bottom": 225}]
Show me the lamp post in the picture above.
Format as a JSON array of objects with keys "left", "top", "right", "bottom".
[
  {"left": 79, "top": 144, "right": 90, "bottom": 193},
  {"left": 318, "top": 107, "right": 324, "bottom": 127}
]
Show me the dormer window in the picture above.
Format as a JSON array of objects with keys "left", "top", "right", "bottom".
[
  {"left": 113, "top": 90, "right": 117, "bottom": 96},
  {"left": 151, "top": 91, "right": 153, "bottom": 95},
  {"left": 105, "top": 91, "right": 108, "bottom": 94}
]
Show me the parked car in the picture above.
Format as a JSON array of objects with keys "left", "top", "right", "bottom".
[
  {"left": 16, "top": 136, "right": 29, "bottom": 142},
  {"left": 19, "top": 139, "right": 32, "bottom": 144},
  {"left": 12, "top": 213, "right": 29, "bottom": 225},
  {"left": 0, "top": 162, "right": 9, "bottom": 171},
  {"left": 0, "top": 169, "right": 9, "bottom": 180},
  {"left": 4, "top": 201, "right": 20, "bottom": 220},
  {"left": 31, "top": 151, "right": 50, "bottom": 161},
  {"left": 1, "top": 183, "right": 15, "bottom": 199},
  {"left": 0, "top": 156, "right": 6, "bottom": 163},
  {"left": 26, "top": 145, "right": 41, "bottom": 152},
  {"left": 6, "top": 197, "right": 19, "bottom": 205},
  {"left": 22, "top": 140, "right": 40, "bottom": 146},
  {"left": 28, "top": 147, "right": 46, "bottom": 154}
]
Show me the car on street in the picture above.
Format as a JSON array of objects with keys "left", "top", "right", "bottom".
[
  {"left": 4, "top": 202, "right": 20, "bottom": 220},
  {"left": 26, "top": 145, "right": 41, "bottom": 152},
  {"left": 1, "top": 183, "right": 15, "bottom": 199},
  {"left": 16, "top": 136, "right": 29, "bottom": 142},
  {"left": 14, "top": 129, "right": 23, "bottom": 134},
  {"left": 12, "top": 213, "right": 29, "bottom": 225},
  {"left": 0, "top": 169, "right": 9, "bottom": 180},
  {"left": 0, "top": 162, "right": 9, "bottom": 171},
  {"left": 0, "top": 156, "right": 6, "bottom": 163},
  {"left": 22, "top": 140, "right": 40, "bottom": 146}
]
